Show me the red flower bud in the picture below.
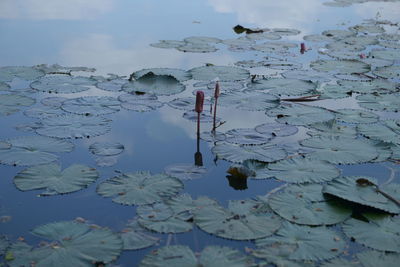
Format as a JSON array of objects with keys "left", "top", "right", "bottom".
[
  {"left": 359, "top": 53, "right": 366, "bottom": 59},
  {"left": 300, "top": 43, "right": 306, "bottom": 54},
  {"left": 214, "top": 82, "right": 220, "bottom": 98},
  {"left": 195, "top": 91, "right": 205, "bottom": 113}
]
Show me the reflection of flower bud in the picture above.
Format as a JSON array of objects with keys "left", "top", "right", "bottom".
[
  {"left": 195, "top": 91, "right": 205, "bottom": 113},
  {"left": 214, "top": 82, "right": 220, "bottom": 98},
  {"left": 300, "top": 43, "right": 306, "bottom": 54}
]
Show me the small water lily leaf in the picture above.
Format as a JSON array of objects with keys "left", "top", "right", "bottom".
[
  {"left": 36, "top": 64, "right": 96, "bottom": 74},
  {"left": 24, "top": 106, "right": 65, "bottom": 119},
  {"left": 255, "top": 122, "right": 298, "bottom": 137},
  {"left": 122, "top": 72, "right": 185, "bottom": 96},
  {"left": 61, "top": 96, "right": 121, "bottom": 116},
  {"left": 272, "top": 28, "right": 300, "bottom": 36},
  {"left": 248, "top": 78, "right": 317, "bottom": 96},
  {"left": 120, "top": 220, "right": 159, "bottom": 250},
  {"left": 28, "top": 221, "right": 122, "bottom": 266},
  {"left": 5, "top": 241, "right": 48, "bottom": 267},
  {"left": 326, "top": 41, "right": 365, "bottom": 52},
  {"left": 255, "top": 222, "right": 346, "bottom": 261},
  {"left": 337, "top": 79, "right": 398, "bottom": 94},
  {"left": 137, "top": 202, "right": 174, "bottom": 222},
  {"left": 281, "top": 70, "right": 332, "bottom": 82},
  {"left": 342, "top": 35, "right": 379, "bottom": 46},
  {"left": 225, "top": 128, "right": 273, "bottom": 145},
  {"left": 323, "top": 176, "right": 400, "bottom": 214},
  {"left": 0, "top": 236, "right": 9, "bottom": 255},
  {"left": 335, "top": 109, "right": 379, "bottom": 124},
  {"left": 164, "top": 163, "right": 207, "bottom": 180},
  {"left": 370, "top": 49, "right": 400, "bottom": 61},
  {"left": 350, "top": 24, "right": 384, "bottom": 33},
  {"left": 95, "top": 155, "right": 119, "bottom": 167},
  {"left": 357, "top": 94, "right": 400, "bottom": 112},
  {"left": 267, "top": 103, "right": 335, "bottom": 126},
  {"left": 41, "top": 96, "right": 68, "bottom": 107},
  {"left": 189, "top": 66, "right": 250, "bottom": 81},
  {"left": 168, "top": 97, "right": 211, "bottom": 111},
  {"left": 194, "top": 198, "right": 281, "bottom": 240},
  {"left": 177, "top": 42, "right": 218, "bottom": 53},
  {"left": 379, "top": 40, "right": 400, "bottom": 49},
  {"left": 133, "top": 68, "right": 192, "bottom": 82},
  {"left": 184, "top": 36, "right": 221, "bottom": 44},
  {"left": 212, "top": 143, "right": 287, "bottom": 163},
  {"left": 309, "top": 120, "right": 357, "bottom": 138},
  {"left": 89, "top": 142, "right": 124, "bottom": 156},
  {"left": 0, "top": 66, "right": 45, "bottom": 82},
  {"left": 343, "top": 213, "right": 400, "bottom": 252},
  {"left": 322, "top": 29, "right": 356, "bottom": 39},
  {"left": 140, "top": 245, "right": 254, "bottom": 267},
  {"left": 30, "top": 74, "right": 96, "bottom": 94},
  {"left": 0, "top": 136, "right": 73, "bottom": 166},
  {"left": 373, "top": 65, "right": 400, "bottom": 79},
  {"left": 267, "top": 183, "right": 351, "bottom": 225},
  {"left": 357, "top": 250, "right": 400, "bottom": 267},
  {"left": 36, "top": 114, "right": 111, "bottom": 139},
  {"left": 182, "top": 111, "right": 219, "bottom": 123},
  {"left": 0, "top": 94, "right": 35, "bottom": 116},
  {"left": 119, "top": 93, "right": 163, "bottom": 112},
  {"left": 301, "top": 136, "right": 379, "bottom": 164},
  {"left": 303, "top": 34, "right": 332, "bottom": 42},
  {"left": 150, "top": 40, "right": 186, "bottom": 49},
  {"left": 219, "top": 91, "right": 279, "bottom": 111},
  {"left": 358, "top": 120, "right": 400, "bottom": 144},
  {"left": 321, "top": 257, "right": 361, "bottom": 267},
  {"left": 311, "top": 59, "right": 370, "bottom": 74},
  {"left": 95, "top": 79, "right": 126, "bottom": 92},
  {"left": 14, "top": 163, "right": 99, "bottom": 196},
  {"left": 97, "top": 171, "right": 183, "bottom": 206},
  {"left": 267, "top": 157, "right": 340, "bottom": 183}
]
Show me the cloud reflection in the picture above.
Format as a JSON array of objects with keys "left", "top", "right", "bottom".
[{"left": 0, "top": 0, "right": 115, "bottom": 20}]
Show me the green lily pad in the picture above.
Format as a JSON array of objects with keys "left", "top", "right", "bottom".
[
  {"left": 150, "top": 40, "right": 186, "bottom": 49},
  {"left": 225, "top": 128, "right": 273, "bottom": 145},
  {"left": 337, "top": 79, "right": 398, "bottom": 94},
  {"left": 323, "top": 176, "right": 400, "bottom": 214},
  {"left": 36, "top": 114, "right": 111, "bottom": 139},
  {"left": 357, "top": 94, "right": 400, "bottom": 112},
  {"left": 189, "top": 66, "right": 250, "bottom": 81},
  {"left": 266, "top": 157, "right": 340, "bottom": 183},
  {"left": 61, "top": 96, "right": 121, "bottom": 116},
  {"left": 301, "top": 136, "right": 379, "bottom": 164},
  {"left": 370, "top": 49, "right": 400, "bottom": 61},
  {"left": 168, "top": 97, "right": 211, "bottom": 111},
  {"left": 326, "top": 42, "right": 366, "bottom": 52},
  {"left": 0, "top": 236, "right": 9, "bottom": 255},
  {"left": 303, "top": 34, "right": 332, "bottom": 42},
  {"left": 0, "top": 136, "right": 73, "bottom": 166},
  {"left": 97, "top": 171, "right": 183, "bottom": 206},
  {"left": 308, "top": 120, "right": 357, "bottom": 138},
  {"left": 95, "top": 79, "right": 125, "bottom": 92},
  {"left": 267, "top": 183, "right": 351, "bottom": 225},
  {"left": 14, "top": 163, "right": 99, "bottom": 196},
  {"left": 139, "top": 245, "right": 254, "bottom": 267},
  {"left": 89, "top": 142, "right": 124, "bottom": 156},
  {"left": 267, "top": 103, "right": 335, "bottom": 126},
  {"left": 350, "top": 24, "right": 384, "bottom": 34},
  {"left": 219, "top": 91, "right": 279, "bottom": 111},
  {"left": 335, "top": 109, "right": 379, "bottom": 124},
  {"left": 122, "top": 72, "right": 185, "bottom": 96},
  {"left": 358, "top": 120, "right": 400, "bottom": 144},
  {"left": 255, "top": 222, "right": 346, "bottom": 261},
  {"left": 177, "top": 43, "right": 218, "bottom": 53},
  {"left": 248, "top": 78, "right": 317, "bottom": 96},
  {"left": 0, "top": 81, "right": 10, "bottom": 91},
  {"left": 133, "top": 68, "right": 192, "bottom": 82},
  {"left": 343, "top": 213, "right": 400, "bottom": 252},
  {"left": 322, "top": 29, "right": 356, "bottom": 39},
  {"left": 30, "top": 74, "right": 96, "bottom": 94},
  {"left": 357, "top": 250, "right": 400, "bottom": 267},
  {"left": 281, "top": 70, "right": 332, "bottom": 82},
  {"left": 0, "top": 94, "right": 35, "bottom": 116},
  {"left": 373, "top": 65, "right": 400, "bottom": 79},
  {"left": 24, "top": 106, "right": 65, "bottom": 119},
  {"left": 164, "top": 163, "right": 207, "bottom": 180},
  {"left": 119, "top": 93, "right": 163, "bottom": 112},
  {"left": 5, "top": 241, "right": 48, "bottom": 267},
  {"left": 255, "top": 122, "right": 298, "bottom": 137},
  {"left": 41, "top": 96, "right": 68, "bottom": 107},
  {"left": 120, "top": 219, "right": 159, "bottom": 250},
  {"left": 311, "top": 59, "right": 370, "bottom": 74},
  {"left": 0, "top": 66, "right": 44, "bottom": 82},
  {"left": 212, "top": 143, "right": 287, "bottom": 163},
  {"left": 194, "top": 198, "right": 281, "bottom": 240}
]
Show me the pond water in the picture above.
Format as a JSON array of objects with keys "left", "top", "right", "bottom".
[{"left": 1, "top": 0, "right": 400, "bottom": 266}]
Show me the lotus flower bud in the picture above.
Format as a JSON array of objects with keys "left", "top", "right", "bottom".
[
  {"left": 300, "top": 43, "right": 306, "bottom": 54},
  {"left": 195, "top": 91, "right": 205, "bottom": 113},
  {"left": 214, "top": 82, "right": 220, "bottom": 98}
]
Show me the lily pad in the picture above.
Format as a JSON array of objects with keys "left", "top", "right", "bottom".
[
  {"left": 177, "top": 43, "right": 218, "bottom": 53},
  {"left": 322, "top": 29, "right": 356, "bottom": 39},
  {"left": 267, "top": 183, "right": 351, "bottom": 225},
  {"left": 357, "top": 120, "right": 400, "bottom": 144},
  {"left": 61, "top": 96, "right": 121, "bottom": 116},
  {"left": 255, "top": 222, "right": 346, "bottom": 261},
  {"left": 168, "top": 97, "right": 211, "bottom": 111},
  {"left": 41, "top": 96, "right": 68, "bottom": 108},
  {"left": 267, "top": 103, "right": 335, "bottom": 126},
  {"left": 189, "top": 66, "right": 250, "bottom": 81},
  {"left": 0, "top": 136, "right": 74, "bottom": 166},
  {"left": 311, "top": 59, "right": 370, "bottom": 74},
  {"left": 164, "top": 163, "right": 207, "bottom": 180},
  {"left": 120, "top": 220, "right": 159, "bottom": 250},
  {"left": 248, "top": 78, "right": 317, "bottom": 96},
  {"left": 255, "top": 122, "right": 298, "bottom": 137},
  {"left": 335, "top": 109, "right": 379, "bottom": 124},
  {"left": 357, "top": 250, "right": 400, "bottom": 267},
  {"left": 323, "top": 176, "right": 400, "bottom": 214},
  {"left": 219, "top": 91, "right": 279, "bottom": 111},
  {"left": 36, "top": 114, "right": 111, "bottom": 139},
  {"left": 212, "top": 143, "right": 287, "bottom": 163},
  {"left": 337, "top": 79, "right": 398, "bottom": 94},
  {"left": 343, "top": 213, "right": 400, "bottom": 252},
  {"left": 0, "top": 94, "right": 36, "bottom": 116},
  {"left": 97, "top": 171, "right": 183, "bottom": 206},
  {"left": 357, "top": 94, "right": 400, "bottom": 112},
  {"left": 119, "top": 93, "right": 163, "bottom": 112},
  {"left": 30, "top": 74, "right": 96, "bottom": 94},
  {"left": 303, "top": 34, "right": 332, "bottom": 42},
  {"left": 193, "top": 198, "right": 281, "bottom": 240},
  {"left": 308, "top": 120, "right": 357, "bottom": 138},
  {"left": 14, "top": 163, "right": 99, "bottom": 196},
  {"left": 0, "top": 236, "right": 9, "bottom": 255},
  {"left": 373, "top": 65, "right": 400, "bottom": 79},
  {"left": 122, "top": 72, "right": 185, "bottom": 96},
  {"left": 139, "top": 245, "right": 254, "bottom": 267},
  {"left": 24, "top": 106, "right": 65, "bottom": 119},
  {"left": 150, "top": 40, "right": 186, "bottom": 49},
  {"left": 0, "top": 66, "right": 44, "bottom": 82},
  {"left": 182, "top": 111, "right": 219, "bottom": 123},
  {"left": 89, "top": 142, "right": 124, "bottom": 156},
  {"left": 301, "top": 136, "right": 379, "bottom": 164},
  {"left": 225, "top": 128, "right": 273, "bottom": 145},
  {"left": 370, "top": 49, "right": 400, "bottom": 61},
  {"left": 281, "top": 70, "right": 332, "bottom": 82},
  {"left": 132, "top": 68, "right": 192, "bottom": 82},
  {"left": 0, "top": 81, "right": 10, "bottom": 91}
]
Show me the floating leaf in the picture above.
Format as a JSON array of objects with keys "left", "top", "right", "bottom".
[
  {"left": 343, "top": 213, "right": 400, "bottom": 252},
  {"left": 267, "top": 103, "right": 335, "bottom": 126},
  {"left": 225, "top": 128, "right": 273, "bottom": 145},
  {"left": 337, "top": 79, "right": 398, "bottom": 94},
  {"left": 30, "top": 75, "right": 96, "bottom": 94},
  {"left": 0, "top": 66, "right": 44, "bottom": 82},
  {"left": 41, "top": 96, "right": 68, "bottom": 108},
  {"left": 357, "top": 250, "right": 400, "bottom": 267},
  {"left": 140, "top": 245, "right": 254, "bottom": 267},
  {"left": 61, "top": 96, "right": 121, "bottom": 116},
  {"left": 272, "top": 28, "right": 301, "bottom": 36},
  {"left": 281, "top": 70, "right": 332, "bottom": 82},
  {"left": 267, "top": 157, "right": 340, "bottom": 183},
  {"left": 219, "top": 91, "right": 279, "bottom": 111},
  {"left": 358, "top": 120, "right": 400, "bottom": 144},
  {"left": 255, "top": 222, "right": 346, "bottom": 261},
  {"left": 94, "top": 155, "right": 119, "bottom": 167},
  {"left": 177, "top": 43, "right": 218, "bottom": 53},
  {"left": 119, "top": 93, "right": 163, "bottom": 112},
  {"left": 150, "top": 40, "right": 186, "bottom": 49},
  {"left": 370, "top": 49, "right": 400, "bottom": 61},
  {"left": 373, "top": 65, "right": 400, "bottom": 79},
  {"left": 168, "top": 97, "right": 211, "bottom": 111},
  {"left": 301, "top": 136, "right": 379, "bottom": 164},
  {"left": 255, "top": 122, "right": 298, "bottom": 137},
  {"left": 164, "top": 163, "right": 207, "bottom": 180},
  {"left": 36, "top": 114, "right": 111, "bottom": 139},
  {"left": 182, "top": 111, "right": 219, "bottom": 123},
  {"left": 212, "top": 143, "right": 287, "bottom": 163},
  {"left": 189, "top": 66, "right": 249, "bottom": 81},
  {"left": 0, "top": 236, "right": 9, "bottom": 255},
  {"left": 97, "top": 171, "right": 183, "bottom": 206},
  {"left": 0, "top": 81, "right": 10, "bottom": 91},
  {"left": 0, "top": 136, "right": 73, "bottom": 166},
  {"left": 95, "top": 79, "right": 125, "bottom": 92},
  {"left": 122, "top": 73, "right": 185, "bottom": 96},
  {"left": 311, "top": 59, "right": 370, "bottom": 74},
  {"left": 322, "top": 29, "right": 356, "bottom": 39},
  {"left": 308, "top": 120, "right": 357, "bottom": 138},
  {"left": 323, "top": 176, "right": 400, "bottom": 214},
  {"left": 248, "top": 78, "right": 317, "bottom": 96},
  {"left": 193, "top": 198, "right": 281, "bottom": 240},
  {"left": 335, "top": 109, "right": 379, "bottom": 124},
  {"left": 24, "top": 106, "right": 65, "bottom": 119},
  {"left": 14, "top": 163, "right": 99, "bottom": 196},
  {"left": 357, "top": 94, "right": 400, "bottom": 112},
  {"left": 267, "top": 183, "right": 351, "bottom": 225},
  {"left": 0, "top": 94, "right": 35, "bottom": 116},
  {"left": 89, "top": 142, "right": 124, "bottom": 156},
  {"left": 133, "top": 68, "right": 192, "bottom": 82},
  {"left": 120, "top": 220, "right": 159, "bottom": 250},
  {"left": 303, "top": 34, "right": 332, "bottom": 42}
]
